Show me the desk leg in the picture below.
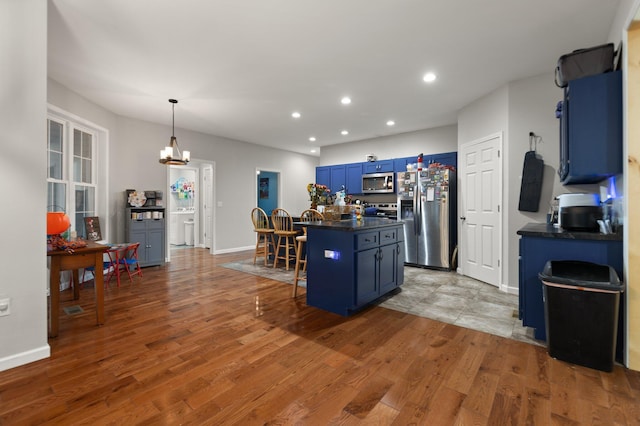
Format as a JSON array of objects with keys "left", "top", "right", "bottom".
[
  {"left": 94, "top": 252, "right": 105, "bottom": 325},
  {"left": 49, "top": 259, "right": 61, "bottom": 338}
]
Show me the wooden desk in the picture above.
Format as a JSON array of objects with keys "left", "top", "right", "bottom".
[{"left": 47, "top": 241, "right": 108, "bottom": 338}]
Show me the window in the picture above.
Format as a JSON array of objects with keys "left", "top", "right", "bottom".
[{"left": 47, "top": 116, "right": 98, "bottom": 239}]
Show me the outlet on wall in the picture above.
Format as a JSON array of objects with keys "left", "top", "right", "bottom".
[{"left": 0, "top": 298, "right": 10, "bottom": 316}]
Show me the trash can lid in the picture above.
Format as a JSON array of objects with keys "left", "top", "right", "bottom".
[{"left": 538, "top": 260, "right": 623, "bottom": 292}]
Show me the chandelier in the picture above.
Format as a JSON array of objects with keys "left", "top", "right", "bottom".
[{"left": 159, "top": 99, "right": 190, "bottom": 165}]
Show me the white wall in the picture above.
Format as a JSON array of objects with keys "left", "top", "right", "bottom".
[
  {"left": 320, "top": 126, "right": 458, "bottom": 166},
  {"left": 0, "top": 0, "right": 50, "bottom": 371},
  {"left": 47, "top": 81, "right": 319, "bottom": 253}
]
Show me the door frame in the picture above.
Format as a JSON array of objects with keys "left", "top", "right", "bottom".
[{"left": 458, "top": 132, "right": 504, "bottom": 290}]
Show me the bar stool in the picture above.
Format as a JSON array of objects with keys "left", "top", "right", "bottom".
[
  {"left": 293, "top": 209, "right": 324, "bottom": 297},
  {"left": 251, "top": 207, "right": 274, "bottom": 266},
  {"left": 271, "top": 208, "right": 298, "bottom": 270}
]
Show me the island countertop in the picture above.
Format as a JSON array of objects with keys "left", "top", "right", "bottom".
[{"left": 299, "top": 217, "right": 403, "bottom": 232}]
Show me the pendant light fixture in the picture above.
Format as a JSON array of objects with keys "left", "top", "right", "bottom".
[{"left": 159, "top": 99, "right": 190, "bottom": 165}]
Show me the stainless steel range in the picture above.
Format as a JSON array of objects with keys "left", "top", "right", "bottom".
[{"left": 365, "top": 203, "right": 398, "bottom": 219}]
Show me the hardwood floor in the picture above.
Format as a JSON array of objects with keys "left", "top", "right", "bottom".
[{"left": 2, "top": 248, "right": 640, "bottom": 425}]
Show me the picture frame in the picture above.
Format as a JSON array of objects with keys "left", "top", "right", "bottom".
[
  {"left": 84, "top": 216, "right": 102, "bottom": 241},
  {"left": 259, "top": 177, "right": 269, "bottom": 199}
]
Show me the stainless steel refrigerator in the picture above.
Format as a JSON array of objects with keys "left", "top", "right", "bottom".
[{"left": 397, "top": 167, "right": 457, "bottom": 269}]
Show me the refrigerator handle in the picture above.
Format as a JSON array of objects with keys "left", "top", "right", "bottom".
[{"left": 415, "top": 180, "right": 420, "bottom": 235}]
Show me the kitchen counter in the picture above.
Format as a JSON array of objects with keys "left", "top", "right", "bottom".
[
  {"left": 305, "top": 219, "right": 404, "bottom": 315},
  {"left": 517, "top": 222, "right": 624, "bottom": 355},
  {"left": 517, "top": 222, "right": 622, "bottom": 241}
]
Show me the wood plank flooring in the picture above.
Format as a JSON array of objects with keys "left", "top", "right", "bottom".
[{"left": 1, "top": 248, "right": 640, "bottom": 425}]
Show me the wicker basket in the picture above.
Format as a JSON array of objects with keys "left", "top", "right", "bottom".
[{"left": 322, "top": 205, "right": 356, "bottom": 220}]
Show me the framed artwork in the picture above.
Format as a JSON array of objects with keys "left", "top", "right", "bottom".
[
  {"left": 259, "top": 177, "right": 269, "bottom": 199},
  {"left": 84, "top": 216, "right": 102, "bottom": 241}
]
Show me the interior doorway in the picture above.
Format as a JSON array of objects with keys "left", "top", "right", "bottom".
[
  {"left": 459, "top": 133, "right": 503, "bottom": 289},
  {"left": 168, "top": 165, "right": 199, "bottom": 251},
  {"left": 257, "top": 170, "right": 279, "bottom": 215}
]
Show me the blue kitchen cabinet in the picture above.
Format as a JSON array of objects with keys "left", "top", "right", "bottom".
[
  {"left": 517, "top": 224, "right": 623, "bottom": 342},
  {"left": 316, "top": 166, "right": 331, "bottom": 188},
  {"left": 346, "top": 162, "right": 363, "bottom": 194},
  {"left": 330, "top": 165, "right": 346, "bottom": 192},
  {"left": 430, "top": 151, "right": 457, "bottom": 169},
  {"left": 363, "top": 160, "right": 394, "bottom": 174},
  {"left": 394, "top": 156, "right": 415, "bottom": 172},
  {"left": 559, "top": 71, "right": 622, "bottom": 184}
]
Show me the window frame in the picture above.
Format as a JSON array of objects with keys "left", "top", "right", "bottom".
[{"left": 47, "top": 104, "right": 109, "bottom": 241}]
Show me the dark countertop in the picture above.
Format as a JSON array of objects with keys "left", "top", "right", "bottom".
[
  {"left": 517, "top": 222, "right": 622, "bottom": 241},
  {"left": 300, "top": 217, "right": 403, "bottom": 232}
]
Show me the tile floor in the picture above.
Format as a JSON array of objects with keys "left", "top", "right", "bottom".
[{"left": 221, "top": 258, "right": 542, "bottom": 347}]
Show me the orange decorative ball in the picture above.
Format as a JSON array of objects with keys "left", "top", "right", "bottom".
[{"left": 47, "top": 212, "right": 70, "bottom": 235}]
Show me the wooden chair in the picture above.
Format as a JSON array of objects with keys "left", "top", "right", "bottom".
[
  {"left": 271, "top": 208, "right": 299, "bottom": 270},
  {"left": 251, "top": 207, "right": 274, "bottom": 266},
  {"left": 293, "top": 209, "right": 324, "bottom": 297}
]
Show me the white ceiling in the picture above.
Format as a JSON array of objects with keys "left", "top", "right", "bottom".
[{"left": 48, "top": 0, "right": 620, "bottom": 157}]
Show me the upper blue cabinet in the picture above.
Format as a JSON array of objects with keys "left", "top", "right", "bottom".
[
  {"left": 317, "top": 151, "right": 457, "bottom": 195},
  {"left": 559, "top": 71, "right": 622, "bottom": 184},
  {"left": 363, "top": 160, "right": 394, "bottom": 174}
]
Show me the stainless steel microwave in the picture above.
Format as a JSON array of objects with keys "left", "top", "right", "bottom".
[{"left": 362, "top": 172, "right": 395, "bottom": 193}]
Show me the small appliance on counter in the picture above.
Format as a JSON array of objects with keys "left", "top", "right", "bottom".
[{"left": 556, "top": 193, "right": 601, "bottom": 231}]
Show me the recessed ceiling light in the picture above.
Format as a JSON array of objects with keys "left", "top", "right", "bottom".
[
  {"left": 309, "top": 136, "right": 316, "bottom": 142},
  {"left": 341, "top": 130, "right": 349, "bottom": 135},
  {"left": 423, "top": 72, "right": 436, "bottom": 83},
  {"left": 291, "top": 111, "right": 301, "bottom": 118},
  {"left": 310, "top": 149, "right": 317, "bottom": 153},
  {"left": 386, "top": 120, "right": 395, "bottom": 126},
  {"left": 341, "top": 97, "right": 351, "bottom": 105}
]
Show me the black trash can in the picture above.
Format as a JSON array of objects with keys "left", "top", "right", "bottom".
[{"left": 538, "top": 260, "right": 623, "bottom": 372}]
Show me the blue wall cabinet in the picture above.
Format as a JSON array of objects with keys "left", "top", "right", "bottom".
[
  {"left": 559, "top": 71, "right": 622, "bottom": 184},
  {"left": 330, "top": 165, "right": 346, "bottom": 192},
  {"left": 315, "top": 166, "right": 331, "bottom": 188},
  {"left": 363, "top": 160, "right": 394, "bottom": 174},
  {"left": 346, "top": 163, "right": 363, "bottom": 194}
]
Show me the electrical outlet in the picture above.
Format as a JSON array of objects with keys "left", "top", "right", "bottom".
[{"left": 0, "top": 298, "right": 10, "bottom": 316}]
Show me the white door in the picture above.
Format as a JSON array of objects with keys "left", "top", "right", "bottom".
[
  {"left": 203, "top": 165, "right": 213, "bottom": 250},
  {"left": 459, "top": 133, "right": 502, "bottom": 287}
]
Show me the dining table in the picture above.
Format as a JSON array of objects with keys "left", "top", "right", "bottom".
[{"left": 47, "top": 240, "right": 109, "bottom": 338}]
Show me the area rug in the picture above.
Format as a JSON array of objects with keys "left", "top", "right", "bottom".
[{"left": 221, "top": 258, "right": 540, "bottom": 345}]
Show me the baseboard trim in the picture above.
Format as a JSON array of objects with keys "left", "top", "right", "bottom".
[
  {"left": 214, "top": 245, "right": 254, "bottom": 255},
  {"left": 0, "top": 344, "right": 50, "bottom": 372}
]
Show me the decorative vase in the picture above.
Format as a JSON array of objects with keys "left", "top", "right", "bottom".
[{"left": 311, "top": 201, "right": 317, "bottom": 210}]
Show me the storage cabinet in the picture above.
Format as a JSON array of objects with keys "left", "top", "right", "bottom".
[
  {"left": 559, "top": 71, "right": 622, "bottom": 184},
  {"left": 126, "top": 208, "right": 166, "bottom": 267},
  {"left": 517, "top": 224, "right": 622, "bottom": 343}
]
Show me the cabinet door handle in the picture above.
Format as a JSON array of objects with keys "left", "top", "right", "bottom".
[
  {"left": 378, "top": 248, "right": 383, "bottom": 260},
  {"left": 460, "top": 216, "right": 466, "bottom": 221}
]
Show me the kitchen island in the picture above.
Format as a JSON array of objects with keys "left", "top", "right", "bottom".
[{"left": 304, "top": 217, "right": 404, "bottom": 315}]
